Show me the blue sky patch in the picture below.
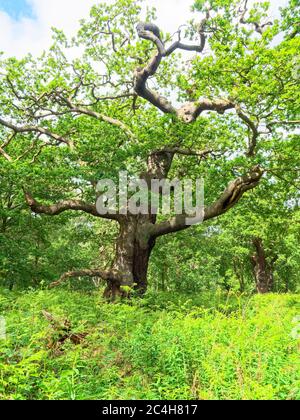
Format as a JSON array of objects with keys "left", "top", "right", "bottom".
[{"left": 0, "top": 0, "right": 34, "bottom": 20}]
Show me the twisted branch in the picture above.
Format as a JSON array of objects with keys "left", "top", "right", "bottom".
[{"left": 134, "top": 19, "right": 235, "bottom": 122}]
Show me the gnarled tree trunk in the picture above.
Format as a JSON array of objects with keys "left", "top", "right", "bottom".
[
  {"left": 102, "top": 151, "right": 173, "bottom": 299},
  {"left": 103, "top": 217, "right": 155, "bottom": 299}
]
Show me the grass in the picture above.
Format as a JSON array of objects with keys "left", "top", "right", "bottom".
[{"left": 0, "top": 288, "right": 299, "bottom": 400}]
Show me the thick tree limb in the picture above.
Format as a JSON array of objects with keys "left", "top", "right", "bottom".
[
  {"left": 136, "top": 23, "right": 206, "bottom": 57},
  {"left": 134, "top": 21, "right": 207, "bottom": 117},
  {"left": 137, "top": 27, "right": 166, "bottom": 56},
  {"left": 24, "top": 191, "right": 120, "bottom": 221},
  {"left": 204, "top": 165, "right": 263, "bottom": 217},
  {"left": 134, "top": 53, "right": 176, "bottom": 114},
  {"left": 177, "top": 99, "right": 235, "bottom": 123},
  {"left": 149, "top": 166, "right": 264, "bottom": 238}
]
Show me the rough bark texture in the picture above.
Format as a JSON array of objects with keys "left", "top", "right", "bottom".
[{"left": 103, "top": 150, "right": 173, "bottom": 299}]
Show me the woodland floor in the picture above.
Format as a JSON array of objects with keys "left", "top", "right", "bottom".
[{"left": 0, "top": 288, "right": 299, "bottom": 400}]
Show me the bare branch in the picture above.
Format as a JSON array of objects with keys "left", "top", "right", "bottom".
[
  {"left": 267, "top": 120, "right": 300, "bottom": 128},
  {"left": 5, "top": 73, "right": 135, "bottom": 141},
  {"left": 1, "top": 132, "right": 16, "bottom": 149},
  {"left": 0, "top": 117, "right": 73, "bottom": 148},
  {"left": 0, "top": 147, "right": 13, "bottom": 161},
  {"left": 239, "top": 0, "right": 273, "bottom": 34},
  {"left": 89, "top": 91, "right": 134, "bottom": 105},
  {"left": 165, "top": 24, "right": 206, "bottom": 56}
]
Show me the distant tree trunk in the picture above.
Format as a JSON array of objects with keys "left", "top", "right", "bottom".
[{"left": 251, "top": 238, "right": 274, "bottom": 294}]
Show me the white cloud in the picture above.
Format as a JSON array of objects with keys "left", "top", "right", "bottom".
[
  {"left": 0, "top": 0, "right": 289, "bottom": 58},
  {"left": 0, "top": 0, "right": 195, "bottom": 57},
  {"left": 0, "top": 0, "right": 97, "bottom": 56}
]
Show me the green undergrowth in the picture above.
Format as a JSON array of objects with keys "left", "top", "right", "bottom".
[{"left": 0, "top": 288, "right": 299, "bottom": 400}]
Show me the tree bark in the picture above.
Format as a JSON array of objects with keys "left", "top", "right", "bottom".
[
  {"left": 103, "top": 151, "right": 173, "bottom": 299},
  {"left": 103, "top": 217, "right": 155, "bottom": 299},
  {"left": 251, "top": 238, "right": 274, "bottom": 294}
]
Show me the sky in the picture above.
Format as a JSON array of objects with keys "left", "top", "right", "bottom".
[{"left": 0, "top": 0, "right": 289, "bottom": 57}]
